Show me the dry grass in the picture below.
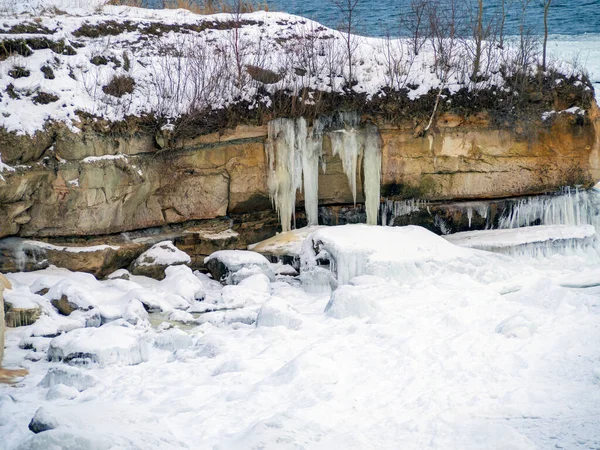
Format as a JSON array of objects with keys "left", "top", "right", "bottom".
[{"left": 105, "top": 0, "right": 269, "bottom": 14}]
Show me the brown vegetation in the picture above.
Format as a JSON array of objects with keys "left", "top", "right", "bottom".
[{"left": 103, "top": 75, "right": 136, "bottom": 97}]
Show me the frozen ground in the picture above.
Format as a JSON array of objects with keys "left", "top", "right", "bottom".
[{"left": 1, "top": 224, "right": 600, "bottom": 450}]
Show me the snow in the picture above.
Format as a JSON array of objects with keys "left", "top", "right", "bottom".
[
  {"left": 134, "top": 240, "right": 191, "bottom": 267},
  {"left": 446, "top": 225, "right": 596, "bottom": 249},
  {"left": 3, "top": 184, "right": 600, "bottom": 450},
  {"left": 20, "top": 240, "right": 119, "bottom": 253},
  {"left": 256, "top": 297, "right": 303, "bottom": 330},
  {"left": 302, "top": 224, "right": 473, "bottom": 285},
  {"left": 38, "top": 366, "right": 99, "bottom": 391},
  {"left": 47, "top": 324, "right": 149, "bottom": 366},
  {"left": 204, "top": 250, "right": 270, "bottom": 271}
]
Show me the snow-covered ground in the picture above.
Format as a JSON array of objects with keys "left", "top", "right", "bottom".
[{"left": 2, "top": 224, "right": 600, "bottom": 450}]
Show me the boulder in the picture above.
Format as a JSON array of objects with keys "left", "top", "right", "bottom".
[
  {"left": 28, "top": 407, "right": 59, "bottom": 434},
  {"left": 3, "top": 286, "right": 42, "bottom": 327},
  {"left": 50, "top": 295, "right": 83, "bottom": 316},
  {"left": 130, "top": 240, "right": 191, "bottom": 280},
  {"left": 44, "top": 277, "right": 98, "bottom": 317},
  {"left": 204, "top": 250, "right": 273, "bottom": 284},
  {"left": 38, "top": 366, "right": 99, "bottom": 391},
  {"left": 0, "top": 237, "right": 146, "bottom": 278},
  {"left": 47, "top": 325, "right": 149, "bottom": 367}
]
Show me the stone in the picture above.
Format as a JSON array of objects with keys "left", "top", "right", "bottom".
[
  {"left": 0, "top": 237, "right": 147, "bottom": 278},
  {"left": 130, "top": 241, "right": 191, "bottom": 280},
  {"left": 204, "top": 250, "right": 273, "bottom": 285},
  {"left": 28, "top": 407, "right": 59, "bottom": 434},
  {"left": 50, "top": 295, "right": 83, "bottom": 316}
]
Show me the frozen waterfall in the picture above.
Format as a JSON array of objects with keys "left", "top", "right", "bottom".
[
  {"left": 265, "top": 117, "right": 322, "bottom": 232},
  {"left": 266, "top": 114, "right": 382, "bottom": 231},
  {"left": 497, "top": 186, "right": 600, "bottom": 232}
]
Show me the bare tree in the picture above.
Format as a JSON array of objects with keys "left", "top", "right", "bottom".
[
  {"left": 497, "top": 0, "right": 510, "bottom": 49},
  {"left": 542, "top": 0, "right": 552, "bottom": 71},
  {"left": 403, "top": 0, "right": 430, "bottom": 57},
  {"left": 424, "top": 0, "right": 461, "bottom": 133},
  {"left": 470, "top": 0, "right": 484, "bottom": 81},
  {"left": 331, "top": 0, "right": 360, "bottom": 88}
]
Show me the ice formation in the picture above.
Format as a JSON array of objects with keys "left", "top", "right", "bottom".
[
  {"left": 266, "top": 113, "right": 382, "bottom": 231},
  {"left": 47, "top": 325, "right": 149, "bottom": 367},
  {"left": 446, "top": 224, "right": 598, "bottom": 259},
  {"left": 497, "top": 186, "right": 600, "bottom": 231},
  {"left": 266, "top": 117, "right": 322, "bottom": 231},
  {"left": 302, "top": 224, "right": 472, "bottom": 286}
]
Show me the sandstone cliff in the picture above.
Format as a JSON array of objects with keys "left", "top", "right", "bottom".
[{"left": 0, "top": 106, "right": 596, "bottom": 240}]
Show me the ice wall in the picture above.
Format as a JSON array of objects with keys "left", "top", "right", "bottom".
[{"left": 266, "top": 113, "right": 382, "bottom": 231}]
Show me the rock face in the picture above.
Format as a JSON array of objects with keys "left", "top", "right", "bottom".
[{"left": 0, "top": 109, "right": 597, "bottom": 242}]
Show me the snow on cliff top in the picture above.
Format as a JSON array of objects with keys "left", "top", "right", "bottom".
[{"left": 0, "top": 1, "right": 584, "bottom": 135}]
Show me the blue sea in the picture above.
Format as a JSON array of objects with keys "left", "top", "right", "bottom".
[{"left": 266, "top": 0, "right": 600, "bottom": 37}]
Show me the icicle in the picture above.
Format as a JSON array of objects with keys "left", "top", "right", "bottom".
[
  {"left": 266, "top": 118, "right": 323, "bottom": 232},
  {"left": 330, "top": 128, "right": 360, "bottom": 205},
  {"left": 298, "top": 118, "right": 321, "bottom": 227},
  {"left": 362, "top": 124, "right": 382, "bottom": 225},
  {"left": 497, "top": 187, "right": 600, "bottom": 233},
  {"left": 266, "top": 118, "right": 297, "bottom": 232}
]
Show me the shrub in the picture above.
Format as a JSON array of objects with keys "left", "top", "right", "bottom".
[
  {"left": 32, "top": 92, "right": 59, "bottom": 105},
  {"left": 103, "top": 75, "right": 135, "bottom": 97},
  {"left": 8, "top": 66, "right": 30, "bottom": 79},
  {"left": 40, "top": 65, "right": 55, "bottom": 79}
]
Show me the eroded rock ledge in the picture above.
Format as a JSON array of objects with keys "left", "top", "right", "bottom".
[{"left": 1, "top": 104, "right": 598, "bottom": 242}]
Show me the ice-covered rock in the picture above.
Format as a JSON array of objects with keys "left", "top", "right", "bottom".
[
  {"left": 248, "top": 226, "right": 324, "bottom": 265},
  {"left": 105, "top": 269, "right": 130, "bottom": 281},
  {"left": 46, "top": 384, "right": 79, "bottom": 401},
  {"left": 273, "top": 264, "right": 299, "bottom": 277},
  {"left": 445, "top": 224, "right": 597, "bottom": 258},
  {"left": 45, "top": 279, "right": 97, "bottom": 316},
  {"left": 130, "top": 241, "right": 191, "bottom": 280},
  {"left": 3, "top": 288, "right": 42, "bottom": 327},
  {"left": 159, "top": 266, "right": 205, "bottom": 307},
  {"left": 28, "top": 407, "right": 59, "bottom": 434},
  {"left": 153, "top": 328, "right": 193, "bottom": 352},
  {"left": 168, "top": 310, "right": 196, "bottom": 324},
  {"left": 256, "top": 297, "right": 302, "bottom": 329},
  {"left": 302, "top": 225, "right": 472, "bottom": 285},
  {"left": 38, "top": 366, "right": 99, "bottom": 392},
  {"left": 219, "top": 274, "right": 272, "bottom": 309},
  {"left": 47, "top": 326, "right": 149, "bottom": 367},
  {"left": 122, "top": 299, "right": 149, "bottom": 326},
  {"left": 299, "top": 266, "right": 336, "bottom": 294},
  {"left": 204, "top": 250, "right": 274, "bottom": 284}
]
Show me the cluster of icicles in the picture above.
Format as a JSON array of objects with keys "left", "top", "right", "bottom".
[
  {"left": 265, "top": 112, "right": 382, "bottom": 232},
  {"left": 380, "top": 187, "right": 600, "bottom": 233}
]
